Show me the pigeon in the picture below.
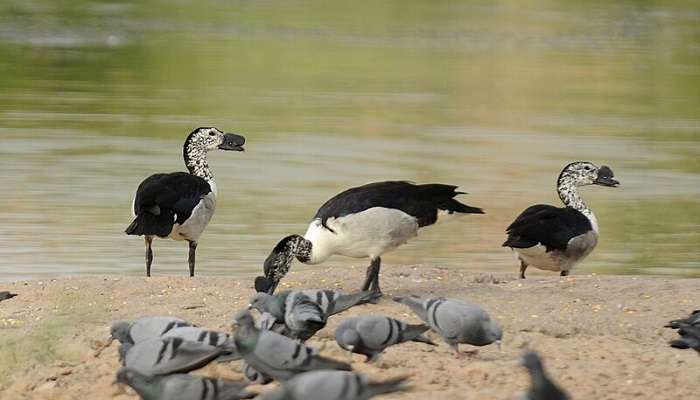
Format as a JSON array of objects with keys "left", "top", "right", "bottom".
[
  {"left": 0, "top": 291, "right": 17, "bottom": 302},
  {"left": 335, "top": 315, "right": 436, "bottom": 362},
  {"left": 233, "top": 309, "right": 351, "bottom": 381},
  {"left": 115, "top": 368, "right": 255, "bottom": 400},
  {"left": 665, "top": 309, "right": 700, "bottom": 329},
  {"left": 520, "top": 351, "right": 569, "bottom": 400},
  {"left": 669, "top": 324, "right": 700, "bottom": 354},
  {"left": 261, "top": 370, "right": 408, "bottom": 400},
  {"left": 121, "top": 337, "right": 225, "bottom": 376},
  {"left": 249, "top": 289, "right": 380, "bottom": 340},
  {"left": 161, "top": 326, "right": 240, "bottom": 361},
  {"left": 111, "top": 316, "right": 194, "bottom": 344},
  {"left": 393, "top": 295, "right": 502, "bottom": 358}
]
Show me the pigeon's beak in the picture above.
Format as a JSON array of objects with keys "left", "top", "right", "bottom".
[
  {"left": 247, "top": 304, "right": 253, "bottom": 310},
  {"left": 346, "top": 345, "right": 354, "bottom": 352}
]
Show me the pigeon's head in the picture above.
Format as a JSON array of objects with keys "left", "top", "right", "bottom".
[
  {"left": 519, "top": 351, "right": 544, "bottom": 372},
  {"left": 559, "top": 162, "right": 619, "bottom": 188},
  {"left": 337, "top": 328, "right": 361, "bottom": 351},
  {"left": 233, "top": 309, "right": 256, "bottom": 329},
  {"left": 187, "top": 127, "right": 245, "bottom": 152},
  {"left": 114, "top": 368, "right": 150, "bottom": 387},
  {"left": 248, "top": 293, "right": 273, "bottom": 312},
  {"left": 485, "top": 320, "right": 503, "bottom": 344},
  {"left": 110, "top": 321, "right": 132, "bottom": 344}
]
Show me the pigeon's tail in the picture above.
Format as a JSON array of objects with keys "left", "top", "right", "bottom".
[
  {"left": 670, "top": 338, "right": 692, "bottom": 349},
  {"left": 308, "top": 355, "right": 352, "bottom": 371},
  {"left": 401, "top": 323, "right": 435, "bottom": 345},
  {"left": 392, "top": 296, "right": 428, "bottom": 322},
  {"left": 665, "top": 310, "right": 700, "bottom": 329},
  {"left": 330, "top": 290, "right": 382, "bottom": 315},
  {"left": 125, "top": 208, "right": 174, "bottom": 238},
  {"left": 366, "top": 375, "right": 410, "bottom": 397}
]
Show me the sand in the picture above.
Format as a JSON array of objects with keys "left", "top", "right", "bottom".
[{"left": 0, "top": 265, "right": 698, "bottom": 399}]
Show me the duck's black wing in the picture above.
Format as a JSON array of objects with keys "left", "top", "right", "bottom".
[
  {"left": 503, "top": 205, "right": 592, "bottom": 252},
  {"left": 125, "top": 172, "right": 211, "bottom": 237},
  {"left": 314, "top": 181, "right": 483, "bottom": 231}
]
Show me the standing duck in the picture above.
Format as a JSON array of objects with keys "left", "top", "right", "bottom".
[
  {"left": 255, "top": 181, "right": 483, "bottom": 295},
  {"left": 126, "top": 127, "right": 245, "bottom": 276},
  {"left": 503, "top": 162, "right": 618, "bottom": 279}
]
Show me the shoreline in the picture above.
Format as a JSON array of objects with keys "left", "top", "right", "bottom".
[{"left": 1, "top": 265, "right": 699, "bottom": 399}]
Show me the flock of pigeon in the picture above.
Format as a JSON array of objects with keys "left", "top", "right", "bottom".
[
  {"left": 1, "top": 127, "right": 697, "bottom": 399},
  {"left": 108, "top": 286, "right": 564, "bottom": 400}
]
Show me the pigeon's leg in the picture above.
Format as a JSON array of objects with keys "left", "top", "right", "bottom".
[
  {"left": 560, "top": 270, "right": 569, "bottom": 277},
  {"left": 452, "top": 344, "right": 477, "bottom": 359},
  {"left": 366, "top": 352, "right": 381, "bottom": 364},
  {"left": 361, "top": 257, "right": 381, "bottom": 292},
  {"left": 145, "top": 236, "right": 154, "bottom": 277},
  {"left": 188, "top": 241, "right": 197, "bottom": 277},
  {"left": 519, "top": 260, "right": 528, "bottom": 279}
]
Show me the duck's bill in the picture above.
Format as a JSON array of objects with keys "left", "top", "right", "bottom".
[
  {"left": 219, "top": 133, "right": 246, "bottom": 151},
  {"left": 594, "top": 165, "right": 619, "bottom": 187},
  {"left": 594, "top": 175, "right": 619, "bottom": 187},
  {"left": 255, "top": 276, "right": 278, "bottom": 294}
]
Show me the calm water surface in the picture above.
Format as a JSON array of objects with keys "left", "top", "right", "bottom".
[{"left": 1, "top": 1, "right": 699, "bottom": 280}]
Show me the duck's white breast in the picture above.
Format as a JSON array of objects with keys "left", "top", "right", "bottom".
[
  {"left": 304, "top": 207, "right": 419, "bottom": 262},
  {"left": 169, "top": 192, "right": 216, "bottom": 241}
]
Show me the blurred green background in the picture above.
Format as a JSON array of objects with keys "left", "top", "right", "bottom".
[{"left": 0, "top": 0, "right": 698, "bottom": 280}]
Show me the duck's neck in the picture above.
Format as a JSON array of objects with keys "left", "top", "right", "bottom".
[
  {"left": 183, "top": 139, "right": 216, "bottom": 195},
  {"left": 288, "top": 235, "right": 313, "bottom": 263},
  {"left": 557, "top": 176, "right": 598, "bottom": 231},
  {"left": 557, "top": 176, "right": 588, "bottom": 213}
]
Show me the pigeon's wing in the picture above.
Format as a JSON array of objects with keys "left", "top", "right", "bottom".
[
  {"left": 160, "top": 374, "right": 254, "bottom": 400},
  {"left": 130, "top": 316, "right": 193, "bottom": 342},
  {"left": 251, "top": 331, "right": 350, "bottom": 379},
  {"left": 276, "top": 371, "right": 407, "bottom": 400},
  {"left": 125, "top": 338, "right": 222, "bottom": 376},
  {"left": 356, "top": 316, "right": 400, "bottom": 349},
  {"left": 326, "top": 290, "right": 380, "bottom": 315},
  {"left": 285, "top": 294, "right": 326, "bottom": 339}
]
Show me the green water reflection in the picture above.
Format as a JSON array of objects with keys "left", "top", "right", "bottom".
[{"left": 0, "top": 1, "right": 698, "bottom": 279}]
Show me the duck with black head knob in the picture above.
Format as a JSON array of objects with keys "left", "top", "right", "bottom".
[
  {"left": 503, "top": 161, "right": 619, "bottom": 279},
  {"left": 125, "top": 127, "right": 245, "bottom": 277}
]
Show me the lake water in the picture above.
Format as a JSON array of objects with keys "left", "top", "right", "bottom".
[{"left": 1, "top": 1, "right": 699, "bottom": 281}]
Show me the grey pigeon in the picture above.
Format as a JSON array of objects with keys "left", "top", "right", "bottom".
[
  {"left": 670, "top": 324, "right": 700, "bottom": 355},
  {"left": 249, "top": 289, "right": 379, "bottom": 340},
  {"left": 665, "top": 309, "right": 700, "bottom": 329},
  {"left": 162, "top": 326, "right": 240, "bottom": 361},
  {"left": 122, "top": 337, "right": 225, "bottom": 376},
  {"left": 111, "top": 316, "right": 194, "bottom": 344},
  {"left": 0, "top": 291, "right": 17, "bottom": 302},
  {"left": 393, "top": 295, "right": 502, "bottom": 358},
  {"left": 335, "top": 315, "right": 435, "bottom": 362},
  {"left": 520, "top": 351, "right": 569, "bottom": 400},
  {"left": 261, "top": 370, "right": 408, "bottom": 400},
  {"left": 115, "top": 368, "right": 255, "bottom": 400},
  {"left": 233, "top": 309, "right": 351, "bottom": 381}
]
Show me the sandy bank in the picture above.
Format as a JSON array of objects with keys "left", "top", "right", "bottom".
[{"left": 0, "top": 265, "right": 698, "bottom": 399}]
